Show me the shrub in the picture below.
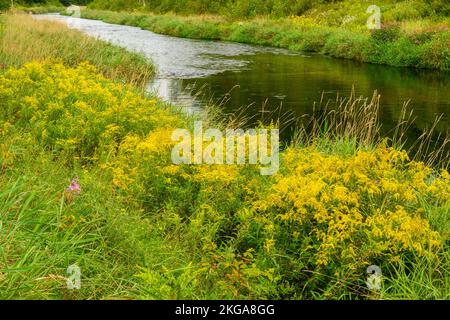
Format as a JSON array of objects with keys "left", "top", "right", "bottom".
[
  {"left": 421, "top": 32, "right": 450, "bottom": 70},
  {"left": 108, "top": 131, "right": 449, "bottom": 298},
  {"left": 0, "top": 0, "right": 10, "bottom": 11},
  {"left": 323, "top": 30, "right": 369, "bottom": 61},
  {"left": 371, "top": 24, "right": 401, "bottom": 43}
]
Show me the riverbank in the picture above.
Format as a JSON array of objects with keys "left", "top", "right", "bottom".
[
  {"left": 0, "top": 14, "right": 154, "bottom": 86},
  {"left": 73, "top": 2, "right": 450, "bottom": 71},
  {"left": 0, "top": 13, "right": 449, "bottom": 300}
]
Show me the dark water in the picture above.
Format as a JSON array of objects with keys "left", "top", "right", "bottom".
[
  {"left": 36, "top": 14, "right": 450, "bottom": 144},
  {"left": 183, "top": 54, "right": 450, "bottom": 142}
]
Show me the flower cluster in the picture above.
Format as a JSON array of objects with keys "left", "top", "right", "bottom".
[
  {"left": 254, "top": 146, "right": 446, "bottom": 267},
  {"left": 0, "top": 61, "right": 182, "bottom": 161}
]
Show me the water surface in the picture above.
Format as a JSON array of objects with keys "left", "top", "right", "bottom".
[{"left": 35, "top": 14, "right": 450, "bottom": 142}]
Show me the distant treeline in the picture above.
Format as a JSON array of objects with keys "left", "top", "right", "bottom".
[
  {"left": 87, "top": 0, "right": 449, "bottom": 17},
  {"left": 0, "top": 0, "right": 92, "bottom": 10}
]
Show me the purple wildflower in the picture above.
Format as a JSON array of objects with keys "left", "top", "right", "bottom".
[{"left": 66, "top": 178, "right": 81, "bottom": 195}]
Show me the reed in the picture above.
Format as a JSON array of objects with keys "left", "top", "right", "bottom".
[{"left": 292, "top": 89, "right": 449, "bottom": 169}]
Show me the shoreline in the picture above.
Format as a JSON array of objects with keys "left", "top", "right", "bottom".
[
  {"left": 71, "top": 8, "right": 449, "bottom": 72},
  {"left": 14, "top": 5, "right": 450, "bottom": 72}
]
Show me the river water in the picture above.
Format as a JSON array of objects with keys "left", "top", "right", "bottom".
[{"left": 35, "top": 14, "right": 449, "bottom": 143}]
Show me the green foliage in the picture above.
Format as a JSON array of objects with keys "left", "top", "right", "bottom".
[
  {"left": 88, "top": 0, "right": 323, "bottom": 17},
  {"left": 370, "top": 24, "right": 401, "bottom": 43},
  {"left": 1, "top": 0, "right": 93, "bottom": 8},
  {"left": 0, "top": 0, "right": 10, "bottom": 11},
  {"left": 424, "top": 0, "right": 450, "bottom": 15},
  {"left": 20, "top": 0, "right": 448, "bottom": 71},
  {"left": 1, "top": 59, "right": 448, "bottom": 299},
  {"left": 88, "top": 0, "right": 450, "bottom": 19}
]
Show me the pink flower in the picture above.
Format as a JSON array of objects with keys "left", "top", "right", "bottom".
[{"left": 66, "top": 178, "right": 81, "bottom": 195}]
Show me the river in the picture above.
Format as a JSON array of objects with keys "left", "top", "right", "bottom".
[{"left": 35, "top": 13, "right": 449, "bottom": 144}]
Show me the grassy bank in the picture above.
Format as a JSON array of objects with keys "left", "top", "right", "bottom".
[
  {"left": 0, "top": 14, "right": 155, "bottom": 86},
  {"left": 77, "top": 0, "right": 450, "bottom": 71},
  {"left": 10, "top": 6, "right": 66, "bottom": 14},
  {"left": 0, "top": 14, "right": 449, "bottom": 299},
  {"left": 1, "top": 60, "right": 449, "bottom": 300},
  {"left": 0, "top": 0, "right": 65, "bottom": 13}
]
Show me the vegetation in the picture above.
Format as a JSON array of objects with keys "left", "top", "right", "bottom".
[
  {"left": 0, "top": 0, "right": 88, "bottom": 10},
  {"left": 0, "top": 14, "right": 448, "bottom": 299},
  {"left": 0, "top": 0, "right": 58, "bottom": 11},
  {"left": 87, "top": 0, "right": 450, "bottom": 18},
  {"left": 6, "top": 0, "right": 448, "bottom": 70},
  {"left": 72, "top": 0, "right": 450, "bottom": 71},
  {"left": 0, "top": 14, "right": 155, "bottom": 86}
]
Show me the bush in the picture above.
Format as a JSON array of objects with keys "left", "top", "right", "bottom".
[
  {"left": 424, "top": 0, "right": 450, "bottom": 15},
  {"left": 0, "top": 0, "right": 10, "bottom": 11},
  {"left": 421, "top": 32, "right": 450, "bottom": 70},
  {"left": 323, "top": 30, "right": 368, "bottom": 61},
  {"left": 109, "top": 132, "right": 448, "bottom": 298},
  {"left": 371, "top": 24, "right": 401, "bottom": 43}
]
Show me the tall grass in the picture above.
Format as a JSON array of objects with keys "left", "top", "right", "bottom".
[
  {"left": 0, "top": 15, "right": 158, "bottom": 298},
  {"left": 0, "top": 144, "right": 146, "bottom": 299},
  {"left": 0, "top": 14, "right": 155, "bottom": 86},
  {"left": 381, "top": 248, "right": 450, "bottom": 299},
  {"left": 10, "top": 5, "right": 65, "bottom": 14},
  {"left": 292, "top": 89, "right": 450, "bottom": 169}
]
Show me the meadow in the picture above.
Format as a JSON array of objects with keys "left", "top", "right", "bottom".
[{"left": 0, "top": 13, "right": 449, "bottom": 300}]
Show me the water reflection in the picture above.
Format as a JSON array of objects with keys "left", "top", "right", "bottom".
[
  {"left": 147, "top": 78, "right": 203, "bottom": 114},
  {"left": 184, "top": 54, "right": 450, "bottom": 136}
]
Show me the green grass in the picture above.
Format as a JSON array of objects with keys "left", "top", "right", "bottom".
[
  {"left": 0, "top": 60, "right": 447, "bottom": 300},
  {"left": 0, "top": 13, "right": 158, "bottom": 299},
  {"left": 10, "top": 5, "right": 65, "bottom": 14},
  {"left": 381, "top": 248, "right": 450, "bottom": 300},
  {"left": 0, "top": 156, "right": 137, "bottom": 299}
]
